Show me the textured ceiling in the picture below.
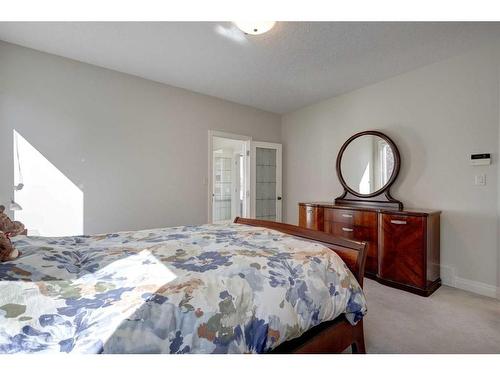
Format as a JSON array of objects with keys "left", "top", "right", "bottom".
[{"left": 1, "top": 22, "right": 499, "bottom": 113}]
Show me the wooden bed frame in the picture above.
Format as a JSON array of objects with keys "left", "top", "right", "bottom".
[{"left": 234, "top": 217, "right": 368, "bottom": 354}]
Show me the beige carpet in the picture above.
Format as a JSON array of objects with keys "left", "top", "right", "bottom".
[{"left": 361, "top": 279, "right": 500, "bottom": 353}]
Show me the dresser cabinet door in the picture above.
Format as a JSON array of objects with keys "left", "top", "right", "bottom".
[
  {"left": 298, "top": 205, "right": 324, "bottom": 231},
  {"left": 379, "top": 214, "right": 426, "bottom": 288}
]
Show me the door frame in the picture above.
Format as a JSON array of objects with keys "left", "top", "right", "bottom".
[
  {"left": 251, "top": 141, "right": 283, "bottom": 222},
  {"left": 208, "top": 130, "right": 252, "bottom": 224}
]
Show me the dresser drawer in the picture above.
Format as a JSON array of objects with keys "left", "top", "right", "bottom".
[
  {"left": 324, "top": 208, "right": 377, "bottom": 228},
  {"left": 324, "top": 221, "right": 378, "bottom": 274},
  {"left": 325, "top": 222, "right": 374, "bottom": 240}
]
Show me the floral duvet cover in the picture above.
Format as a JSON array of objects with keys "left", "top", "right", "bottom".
[{"left": 0, "top": 223, "right": 366, "bottom": 354}]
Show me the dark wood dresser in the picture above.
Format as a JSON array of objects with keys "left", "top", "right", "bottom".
[{"left": 299, "top": 202, "right": 441, "bottom": 296}]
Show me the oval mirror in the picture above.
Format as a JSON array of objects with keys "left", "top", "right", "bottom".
[{"left": 338, "top": 131, "right": 399, "bottom": 197}]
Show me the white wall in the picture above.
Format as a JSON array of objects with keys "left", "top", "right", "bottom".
[
  {"left": 282, "top": 43, "right": 500, "bottom": 295},
  {"left": 0, "top": 41, "right": 281, "bottom": 234}
]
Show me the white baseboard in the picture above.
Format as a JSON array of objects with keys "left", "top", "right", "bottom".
[
  {"left": 454, "top": 277, "right": 498, "bottom": 299},
  {"left": 440, "top": 265, "right": 498, "bottom": 299}
]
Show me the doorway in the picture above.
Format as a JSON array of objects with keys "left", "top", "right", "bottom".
[
  {"left": 208, "top": 131, "right": 282, "bottom": 224},
  {"left": 209, "top": 132, "right": 251, "bottom": 224}
]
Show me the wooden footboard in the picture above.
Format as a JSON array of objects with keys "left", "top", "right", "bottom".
[
  {"left": 233, "top": 217, "right": 367, "bottom": 287},
  {"left": 233, "top": 217, "right": 368, "bottom": 353},
  {"left": 270, "top": 317, "right": 365, "bottom": 354}
]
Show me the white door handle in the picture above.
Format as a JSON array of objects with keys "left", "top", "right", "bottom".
[
  {"left": 342, "top": 214, "right": 353, "bottom": 218},
  {"left": 342, "top": 227, "right": 354, "bottom": 232}
]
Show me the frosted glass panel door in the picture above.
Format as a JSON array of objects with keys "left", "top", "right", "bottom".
[{"left": 251, "top": 142, "right": 282, "bottom": 222}]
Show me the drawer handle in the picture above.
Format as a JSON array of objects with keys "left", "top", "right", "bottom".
[
  {"left": 342, "top": 227, "right": 354, "bottom": 232},
  {"left": 342, "top": 214, "right": 353, "bottom": 218},
  {"left": 391, "top": 220, "right": 407, "bottom": 225}
]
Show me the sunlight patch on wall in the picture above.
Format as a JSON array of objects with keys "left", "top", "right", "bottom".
[{"left": 13, "top": 130, "right": 84, "bottom": 236}]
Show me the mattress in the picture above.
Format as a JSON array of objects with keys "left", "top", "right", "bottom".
[{"left": 0, "top": 223, "right": 366, "bottom": 353}]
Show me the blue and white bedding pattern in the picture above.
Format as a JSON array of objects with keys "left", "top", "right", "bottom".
[{"left": 0, "top": 223, "right": 367, "bottom": 354}]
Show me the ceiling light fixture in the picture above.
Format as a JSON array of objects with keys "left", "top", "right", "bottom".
[{"left": 234, "top": 21, "right": 276, "bottom": 35}]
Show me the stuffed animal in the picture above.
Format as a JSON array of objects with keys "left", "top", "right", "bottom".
[
  {"left": 0, "top": 205, "right": 24, "bottom": 261},
  {"left": 0, "top": 205, "right": 25, "bottom": 236},
  {"left": 0, "top": 231, "right": 19, "bottom": 262}
]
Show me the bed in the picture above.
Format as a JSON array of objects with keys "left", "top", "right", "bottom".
[{"left": 0, "top": 217, "right": 368, "bottom": 354}]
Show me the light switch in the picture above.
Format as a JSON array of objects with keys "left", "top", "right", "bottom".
[{"left": 474, "top": 174, "right": 486, "bottom": 186}]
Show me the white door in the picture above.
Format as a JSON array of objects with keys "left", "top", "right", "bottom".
[{"left": 251, "top": 142, "right": 282, "bottom": 222}]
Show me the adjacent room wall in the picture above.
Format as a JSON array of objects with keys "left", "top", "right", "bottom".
[
  {"left": 0, "top": 41, "right": 281, "bottom": 234},
  {"left": 282, "top": 43, "right": 500, "bottom": 296}
]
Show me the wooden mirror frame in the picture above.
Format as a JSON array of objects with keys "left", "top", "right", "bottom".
[{"left": 335, "top": 130, "right": 403, "bottom": 210}]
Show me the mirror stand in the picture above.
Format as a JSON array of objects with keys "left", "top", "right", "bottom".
[
  {"left": 334, "top": 190, "right": 403, "bottom": 210},
  {"left": 334, "top": 130, "right": 403, "bottom": 210}
]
